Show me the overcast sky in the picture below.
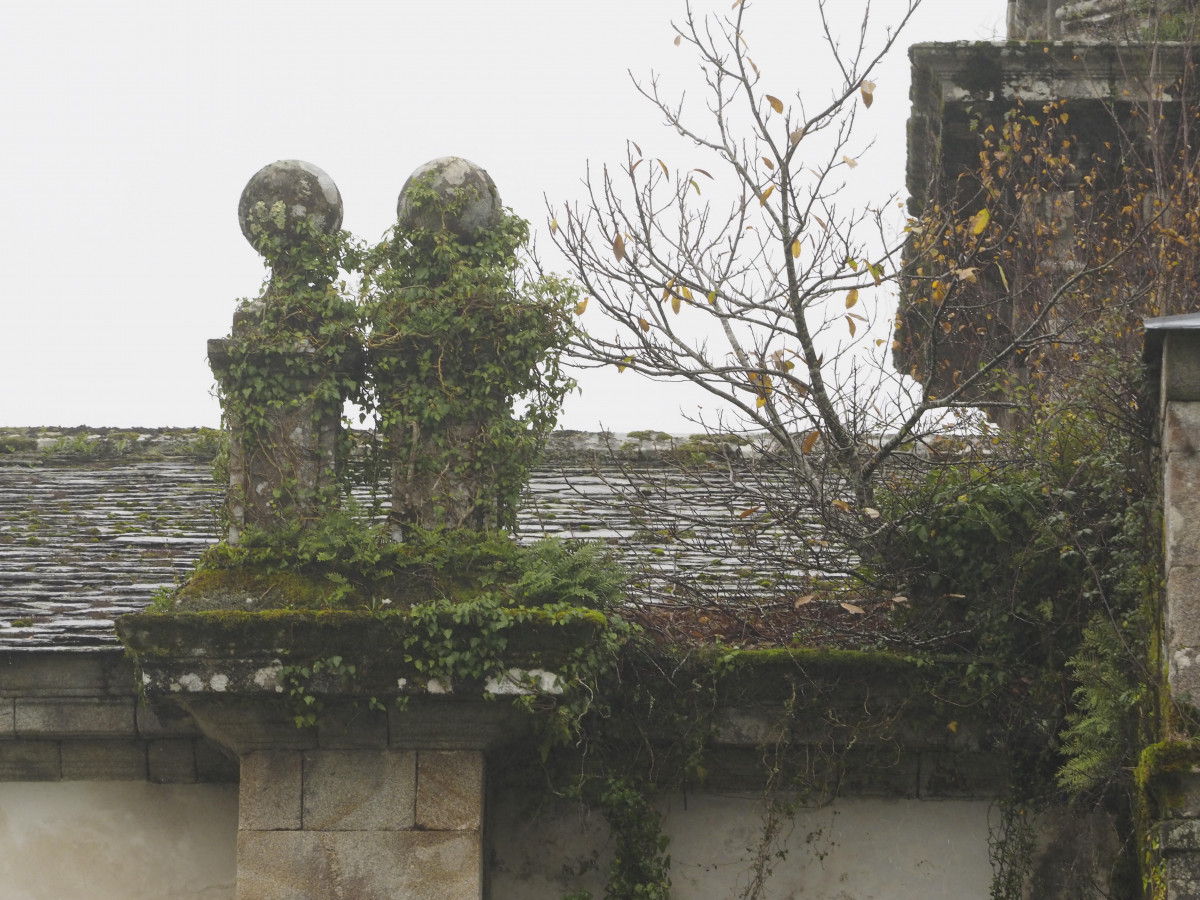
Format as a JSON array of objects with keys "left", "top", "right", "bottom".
[{"left": 0, "top": 0, "right": 1005, "bottom": 432}]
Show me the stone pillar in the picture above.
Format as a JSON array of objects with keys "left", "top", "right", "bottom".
[
  {"left": 236, "top": 748, "right": 483, "bottom": 899},
  {"left": 370, "top": 157, "right": 510, "bottom": 536},
  {"left": 115, "top": 612, "right": 587, "bottom": 900},
  {"left": 1152, "top": 323, "right": 1200, "bottom": 705},
  {"left": 1146, "top": 314, "right": 1200, "bottom": 897},
  {"left": 212, "top": 160, "right": 357, "bottom": 542}
]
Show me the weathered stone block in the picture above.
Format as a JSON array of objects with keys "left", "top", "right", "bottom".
[
  {"left": 0, "top": 741, "right": 60, "bottom": 780},
  {"left": 1154, "top": 771, "right": 1200, "bottom": 821},
  {"left": 240, "top": 829, "right": 479, "bottom": 900},
  {"left": 195, "top": 738, "right": 239, "bottom": 783},
  {"left": 1170, "top": 648, "right": 1200, "bottom": 707},
  {"left": 711, "top": 707, "right": 786, "bottom": 747},
  {"left": 417, "top": 750, "right": 483, "bottom": 831},
  {"left": 1162, "top": 818, "right": 1200, "bottom": 853},
  {"left": 1167, "top": 567, "right": 1200, "bottom": 651},
  {"left": 1163, "top": 336, "right": 1200, "bottom": 403},
  {"left": 1164, "top": 402, "right": 1200, "bottom": 453},
  {"left": 1165, "top": 442, "right": 1200, "bottom": 570},
  {"left": 14, "top": 697, "right": 136, "bottom": 738},
  {"left": 237, "top": 830, "right": 480, "bottom": 900},
  {"left": 240, "top": 750, "right": 302, "bottom": 831},
  {"left": 0, "top": 699, "right": 13, "bottom": 738},
  {"left": 836, "top": 748, "right": 920, "bottom": 798},
  {"left": 0, "top": 652, "right": 109, "bottom": 697},
  {"left": 136, "top": 701, "right": 201, "bottom": 738},
  {"left": 148, "top": 738, "right": 196, "bottom": 784},
  {"left": 388, "top": 699, "right": 525, "bottom": 750},
  {"left": 316, "top": 705, "right": 388, "bottom": 749},
  {"left": 61, "top": 739, "right": 147, "bottom": 780},
  {"left": 919, "top": 751, "right": 1009, "bottom": 799},
  {"left": 302, "top": 749, "right": 416, "bottom": 831},
  {"left": 178, "top": 699, "right": 318, "bottom": 754},
  {"left": 1168, "top": 862, "right": 1200, "bottom": 900}
]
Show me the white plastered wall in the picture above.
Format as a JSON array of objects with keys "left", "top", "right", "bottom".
[{"left": 0, "top": 782, "right": 237, "bottom": 900}]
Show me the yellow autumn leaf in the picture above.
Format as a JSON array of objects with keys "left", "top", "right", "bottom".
[
  {"left": 791, "top": 238, "right": 801, "bottom": 258},
  {"left": 550, "top": 218, "right": 559, "bottom": 235},
  {"left": 759, "top": 186, "right": 774, "bottom": 206},
  {"left": 842, "top": 155, "right": 858, "bottom": 169},
  {"left": 947, "top": 721, "right": 959, "bottom": 734},
  {"left": 661, "top": 277, "right": 675, "bottom": 301},
  {"left": 860, "top": 80, "right": 875, "bottom": 108},
  {"left": 846, "top": 315, "right": 857, "bottom": 337},
  {"left": 658, "top": 159, "right": 669, "bottom": 178},
  {"left": 574, "top": 297, "right": 588, "bottom": 315},
  {"left": 671, "top": 295, "right": 682, "bottom": 314},
  {"left": 639, "top": 317, "right": 650, "bottom": 332},
  {"left": 618, "top": 356, "right": 633, "bottom": 373},
  {"left": 970, "top": 208, "right": 990, "bottom": 235},
  {"left": 801, "top": 430, "right": 820, "bottom": 454},
  {"left": 846, "top": 288, "right": 859, "bottom": 309},
  {"left": 681, "top": 285, "right": 693, "bottom": 301},
  {"left": 756, "top": 395, "right": 767, "bottom": 408},
  {"left": 840, "top": 602, "right": 865, "bottom": 615},
  {"left": 766, "top": 94, "right": 784, "bottom": 114}
]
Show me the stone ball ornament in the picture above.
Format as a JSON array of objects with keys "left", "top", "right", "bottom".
[
  {"left": 397, "top": 157, "right": 502, "bottom": 243},
  {"left": 237, "top": 160, "right": 343, "bottom": 254}
]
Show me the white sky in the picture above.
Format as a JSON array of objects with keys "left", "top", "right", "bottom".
[{"left": 0, "top": 0, "right": 1005, "bottom": 432}]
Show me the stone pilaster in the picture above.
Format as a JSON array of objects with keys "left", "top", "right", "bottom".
[
  {"left": 115, "top": 611, "right": 588, "bottom": 900},
  {"left": 1146, "top": 317, "right": 1200, "bottom": 898},
  {"left": 235, "top": 748, "right": 482, "bottom": 900}
]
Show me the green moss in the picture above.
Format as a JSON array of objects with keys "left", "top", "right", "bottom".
[
  {"left": 1136, "top": 740, "right": 1200, "bottom": 792},
  {"left": 171, "top": 568, "right": 334, "bottom": 611}
]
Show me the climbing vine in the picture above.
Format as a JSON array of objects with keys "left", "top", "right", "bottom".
[{"left": 361, "top": 172, "right": 577, "bottom": 532}]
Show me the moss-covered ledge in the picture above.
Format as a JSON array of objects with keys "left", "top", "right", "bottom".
[{"left": 116, "top": 608, "right": 612, "bottom": 755}]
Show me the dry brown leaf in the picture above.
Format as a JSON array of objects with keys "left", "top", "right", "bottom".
[
  {"left": 766, "top": 95, "right": 784, "bottom": 114},
  {"left": 840, "top": 602, "right": 865, "bottom": 615},
  {"left": 612, "top": 233, "right": 626, "bottom": 262}
]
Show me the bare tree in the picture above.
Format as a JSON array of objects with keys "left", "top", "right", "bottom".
[{"left": 548, "top": 0, "right": 1193, "bottom": 624}]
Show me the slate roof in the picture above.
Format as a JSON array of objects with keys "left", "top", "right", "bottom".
[{"left": 0, "top": 428, "right": 821, "bottom": 650}]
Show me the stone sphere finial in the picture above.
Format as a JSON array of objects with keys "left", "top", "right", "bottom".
[
  {"left": 237, "top": 160, "right": 343, "bottom": 254},
  {"left": 397, "top": 157, "right": 501, "bottom": 243}
]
